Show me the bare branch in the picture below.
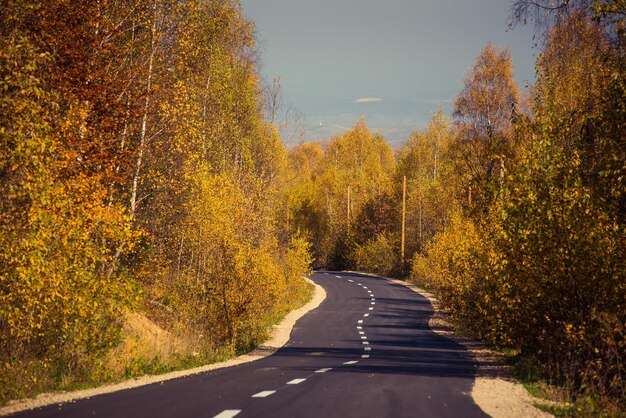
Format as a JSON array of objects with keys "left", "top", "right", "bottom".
[{"left": 508, "top": 0, "right": 592, "bottom": 39}]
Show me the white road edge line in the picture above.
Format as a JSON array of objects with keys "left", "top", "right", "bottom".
[
  {"left": 315, "top": 368, "right": 332, "bottom": 373},
  {"left": 213, "top": 410, "right": 242, "bottom": 418},
  {"left": 287, "top": 378, "right": 306, "bottom": 385},
  {"left": 252, "top": 390, "right": 276, "bottom": 398}
]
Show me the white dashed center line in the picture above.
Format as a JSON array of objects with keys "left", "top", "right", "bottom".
[
  {"left": 362, "top": 354, "right": 370, "bottom": 359},
  {"left": 213, "top": 410, "right": 242, "bottom": 418},
  {"left": 315, "top": 368, "right": 332, "bottom": 373},
  {"left": 364, "top": 313, "right": 370, "bottom": 317},
  {"left": 357, "top": 326, "right": 362, "bottom": 329},
  {"left": 362, "top": 341, "right": 369, "bottom": 345},
  {"left": 343, "top": 360, "right": 359, "bottom": 365},
  {"left": 287, "top": 378, "right": 306, "bottom": 385},
  {"left": 348, "top": 279, "right": 354, "bottom": 282},
  {"left": 364, "top": 346, "right": 371, "bottom": 351},
  {"left": 368, "top": 307, "right": 373, "bottom": 310},
  {"left": 252, "top": 390, "right": 276, "bottom": 398},
  {"left": 359, "top": 331, "right": 365, "bottom": 335},
  {"left": 335, "top": 275, "right": 342, "bottom": 278},
  {"left": 358, "top": 319, "right": 363, "bottom": 324}
]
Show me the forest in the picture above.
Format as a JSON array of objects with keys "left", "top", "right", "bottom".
[
  {"left": 1, "top": 0, "right": 624, "bottom": 415},
  {"left": 0, "top": 0, "right": 311, "bottom": 403}
]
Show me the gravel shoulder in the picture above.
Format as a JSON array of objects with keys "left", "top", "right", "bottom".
[{"left": 0, "top": 278, "right": 326, "bottom": 417}]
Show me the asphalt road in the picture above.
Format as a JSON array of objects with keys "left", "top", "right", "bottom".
[{"left": 14, "top": 271, "right": 488, "bottom": 418}]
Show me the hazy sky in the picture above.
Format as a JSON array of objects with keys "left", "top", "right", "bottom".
[{"left": 241, "top": 0, "right": 537, "bottom": 146}]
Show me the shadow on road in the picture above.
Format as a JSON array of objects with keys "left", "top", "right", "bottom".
[{"left": 264, "top": 271, "right": 499, "bottom": 381}]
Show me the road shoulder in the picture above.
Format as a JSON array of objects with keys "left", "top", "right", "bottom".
[{"left": 0, "top": 278, "right": 327, "bottom": 417}]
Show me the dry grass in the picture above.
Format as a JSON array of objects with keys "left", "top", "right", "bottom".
[{"left": 104, "top": 312, "right": 191, "bottom": 376}]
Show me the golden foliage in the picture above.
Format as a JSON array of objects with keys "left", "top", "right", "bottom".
[{"left": 0, "top": 0, "right": 311, "bottom": 403}]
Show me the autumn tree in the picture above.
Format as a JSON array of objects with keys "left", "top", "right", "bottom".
[
  {"left": 0, "top": 0, "right": 312, "bottom": 401},
  {"left": 0, "top": 0, "right": 143, "bottom": 400},
  {"left": 452, "top": 44, "right": 519, "bottom": 210},
  {"left": 395, "top": 111, "right": 454, "bottom": 259},
  {"left": 488, "top": 11, "right": 626, "bottom": 409},
  {"left": 413, "top": 7, "right": 625, "bottom": 413},
  {"left": 285, "top": 118, "right": 395, "bottom": 269}
]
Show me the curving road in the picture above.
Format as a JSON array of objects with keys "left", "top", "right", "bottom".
[{"left": 13, "top": 272, "right": 488, "bottom": 418}]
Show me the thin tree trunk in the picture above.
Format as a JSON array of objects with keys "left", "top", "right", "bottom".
[{"left": 131, "top": 1, "right": 157, "bottom": 217}]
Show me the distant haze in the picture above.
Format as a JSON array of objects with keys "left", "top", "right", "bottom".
[{"left": 241, "top": 0, "right": 536, "bottom": 146}]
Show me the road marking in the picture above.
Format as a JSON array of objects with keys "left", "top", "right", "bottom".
[
  {"left": 213, "top": 410, "right": 242, "bottom": 418},
  {"left": 358, "top": 320, "right": 363, "bottom": 324},
  {"left": 364, "top": 346, "right": 371, "bottom": 351},
  {"left": 335, "top": 275, "right": 342, "bottom": 278},
  {"left": 368, "top": 307, "right": 373, "bottom": 310},
  {"left": 364, "top": 313, "right": 370, "bottom": 317},
  {"left": 357, "top": 283, "right": 362, "bottom": 285},
  {"left": 361, "top": 336, "right": 367, "bottom": 340},
  {"left": 252, "top": 390, "right": 276, "bottom": 398},
  {"left": 359, "top": 331, "right": 364, "bottom": 334},
  {"left": 362, "top": 341, "right": 369, "bottom": 345},
  {"left": 371, "top": 302, "right": 375, "bottom": 305},
  {"left": 343, "top": 361, "right": 359, "bottom": 365},
  {"left": 315, "top": 368, "right": 332, "bottom": 373},
  {"left": 348, "top": 279, "right": 354, "bottom": 282},
  {"left": 287, "top": 378, "right": 306, "bottom": 385},
  {"left": 371, "top": 298, "right": 375, "bottom": 300},
  {"left": 357, "top": 326, "right": 362, "bottom": 329},
  {"left": 363, "top": 286, "right": 368, "bottom": 289},
  {"left": 362, "top": 354, "right": 370, "bottom": 359}
]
